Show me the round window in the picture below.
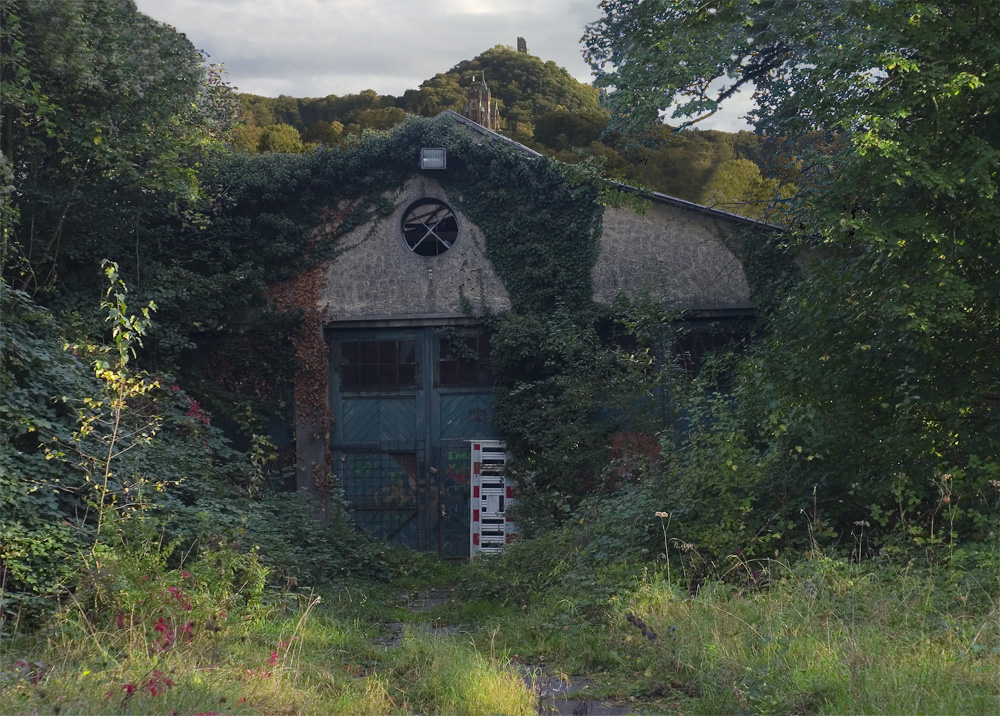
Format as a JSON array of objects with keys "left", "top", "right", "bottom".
[{"left": 401, "top": 199, "right": 458, "bottom": 256}]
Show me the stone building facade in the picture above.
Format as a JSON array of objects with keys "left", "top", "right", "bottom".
[{"left": 288, "top": 110, "right": 768, "bottom": 556}]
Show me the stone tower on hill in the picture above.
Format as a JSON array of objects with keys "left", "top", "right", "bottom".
[{"left": 462, "top": 74, "right": 500, "bottom": 131}]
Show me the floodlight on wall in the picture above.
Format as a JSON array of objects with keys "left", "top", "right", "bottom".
[{"left": 420, "top": 148, "right": 447, "bottom": 169}]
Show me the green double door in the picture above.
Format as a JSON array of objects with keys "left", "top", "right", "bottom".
[{"left": 329, "top": 327, "right": 498, "bottom": 557}]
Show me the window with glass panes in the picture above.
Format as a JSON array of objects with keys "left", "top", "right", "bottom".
[
  {"left": 438, "top": 335, "right": 491, "bottom": 387},
  {"left": 340, "top": 339, "right": 417, "bottom": 391}
]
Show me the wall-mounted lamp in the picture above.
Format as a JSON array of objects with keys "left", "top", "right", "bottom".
[{"left": 420, "top": 147, "right": 447, "bottom": 169}]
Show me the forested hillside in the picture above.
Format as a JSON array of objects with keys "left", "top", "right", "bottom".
[{"left": 236, "top": 44, "right": 789, "bottom": 216}]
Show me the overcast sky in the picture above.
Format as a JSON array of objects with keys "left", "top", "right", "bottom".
[{"left": 132, "top": 0, "right": 753, "bottom": 132}]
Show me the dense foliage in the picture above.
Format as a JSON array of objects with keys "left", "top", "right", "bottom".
[
  {"left": 0, "top": 0, "right": 239, "bottom": 301},
  {"left": 239, "top": 45, "right": 600, "bottom": 141},
  {"left": 583, "top": 0, "right": 1000, "bottom": 556},
  {"left": 0, "top": 0, "right": 391, "bottom": 622}
]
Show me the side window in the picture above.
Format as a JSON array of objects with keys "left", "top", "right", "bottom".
[
  {"left": 340, "top": 339, "right": 417, "bottom": 391},
  {"left": 673, "top": 324, "right": 749, "bottom": 376},
  {"left": 438, "top": 334, "right": 491, "bottom": 387}
]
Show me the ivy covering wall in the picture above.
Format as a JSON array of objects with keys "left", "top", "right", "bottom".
[{"left": 184, "top": 116, "right": 657, "bottom": 512}]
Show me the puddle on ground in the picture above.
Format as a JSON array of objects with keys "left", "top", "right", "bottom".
[
  {"left": 377, "top": 588, "right": 644, "bottom": 714},
  {"left": 526, "top": 667, "right": 636, "bottom": 715}
]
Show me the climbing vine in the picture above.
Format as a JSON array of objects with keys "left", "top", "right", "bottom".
[{"left": 182, "top": 117, "right": 693, "bottom": 517}]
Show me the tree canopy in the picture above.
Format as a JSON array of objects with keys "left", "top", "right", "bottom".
[
  {"left": 234, "top": 43, "right": 776, "bottom": 210},
  {"left": 239, "top": 45, "right": 601, "bottom": 142},
  {"left": 1, "top": 0, "right": 238, "bottom": 298},
  {"left": 585, "top": 0, "right": 1000, "bottom": 540}
]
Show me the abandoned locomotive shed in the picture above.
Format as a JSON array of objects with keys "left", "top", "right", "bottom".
[{"left": 250, "top": 107, "right": 773, "bottom": 559}]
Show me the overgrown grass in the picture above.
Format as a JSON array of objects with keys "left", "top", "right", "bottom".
[
  {"left": 0, "top": 605, "right": 533, "bottom": 715},
  {"left": 617, "top": 559, "right": 1000, "bottom": 714},
  {"left": 456, "top": 552, "right": 1000, "bottom": 714},
  {"left": 4, "top": 535, "right": 999, "bottom": 715},
  {"left": 0, "top": 546, "right": 532, "bottom": 716}
]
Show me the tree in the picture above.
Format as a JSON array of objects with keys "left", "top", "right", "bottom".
[
  {"left": 355, "top": 107, "right": 406, "bottom": 132},
  {"left": 584, "top": 1, "right": 1000, "bottom": 542},
  {"left": 699, "top": 158, "right": 792, "bottom": 221},
  {"left": 301, "top": 120, "right": 344, "bottom": 146},
  {"left": 258, "top": 123, "right": 305, "bottom": 153},
  {"left": 401, "top": 45, "right": 600, "bottom": 137},
  {"left": 534, "top": 110, "right": 608, "bottom": 151},
  {"left": 1, "top": 0, "right": 238, "bottom": 296}
]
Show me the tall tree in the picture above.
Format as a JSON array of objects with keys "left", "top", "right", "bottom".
[
  {"left": 584, "top": 1, "right": 1000, "bottom": 537},
  {"left": 1, "top": 0, "right": 238, "bottom": 296}
]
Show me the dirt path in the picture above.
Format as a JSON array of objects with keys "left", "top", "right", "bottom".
[{"left": 382, "top": 587, "right": 636, "bottom": 715}]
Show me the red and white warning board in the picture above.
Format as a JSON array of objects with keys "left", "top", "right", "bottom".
[{"left": 470, "top": 440, "right": 517, "bottom": 557}]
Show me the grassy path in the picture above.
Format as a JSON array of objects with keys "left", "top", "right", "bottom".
[{"left": 2, "top": 550, "right": 999, "bottom": 714}]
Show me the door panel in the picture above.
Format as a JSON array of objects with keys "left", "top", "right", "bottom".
[
  {"left": 338, "top": 449, "right": 432, "bottom": 549},
  {"left": 340, "top": 397, "right": 418, "bottom": 442},
  {"left": 437, "top": 441, "right": 473, "bottom": 558},
  {"left": 331, "top": 327, "right": 496, "bottom": 556},
  {"left": 439, "top": 393, "right": 497, "bottom": 440}
]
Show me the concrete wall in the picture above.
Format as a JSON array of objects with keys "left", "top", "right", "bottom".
[
  {"left": 594, "top": 201, "right": 754, "bottom": 311},
  {"left": 319, "top": 177, "right": 511, "bottom": 322}
]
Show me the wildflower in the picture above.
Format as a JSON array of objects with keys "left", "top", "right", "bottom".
[
  {"left": 145, "top": 670, "right": 174, "bottom": 696},
  {"left": 121, "top": 683, "right": 137, "bottom": 695},
  {"left": 154, "top": 617, "right": 169, "bottom": 633},
  {"left": 654, "top": 511, "right": 669, "bottom": 518},
  {"left": 182, "top": 571, "right": 192, "bottom": 578},
  {"left": 186, "top": 399, "right": 211, "bottom": 425},
  {"left": 172, "top": 384, "right": 180, "bottom": 392}
]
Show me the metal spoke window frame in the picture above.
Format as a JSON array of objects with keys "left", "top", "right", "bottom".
[{"left": 401, "top": 199, "right": 459, "bottom": 256}]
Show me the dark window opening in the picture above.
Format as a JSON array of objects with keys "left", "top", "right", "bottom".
[
  {"left": 673, "top": 324, "right": 750, "bottom": 376},
  {"left": 438, "top": 335, "right": 491, "bottom": 387},
  {"left": 340, "top": 340, "right": 417, "bottom": 390},
  {"left": 402, "top": 199, "right": 458, "bottom": 256}
]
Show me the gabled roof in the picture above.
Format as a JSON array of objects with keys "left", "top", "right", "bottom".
[{"left": 436, "top": 109, "right": 780, "bottom": 232}]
